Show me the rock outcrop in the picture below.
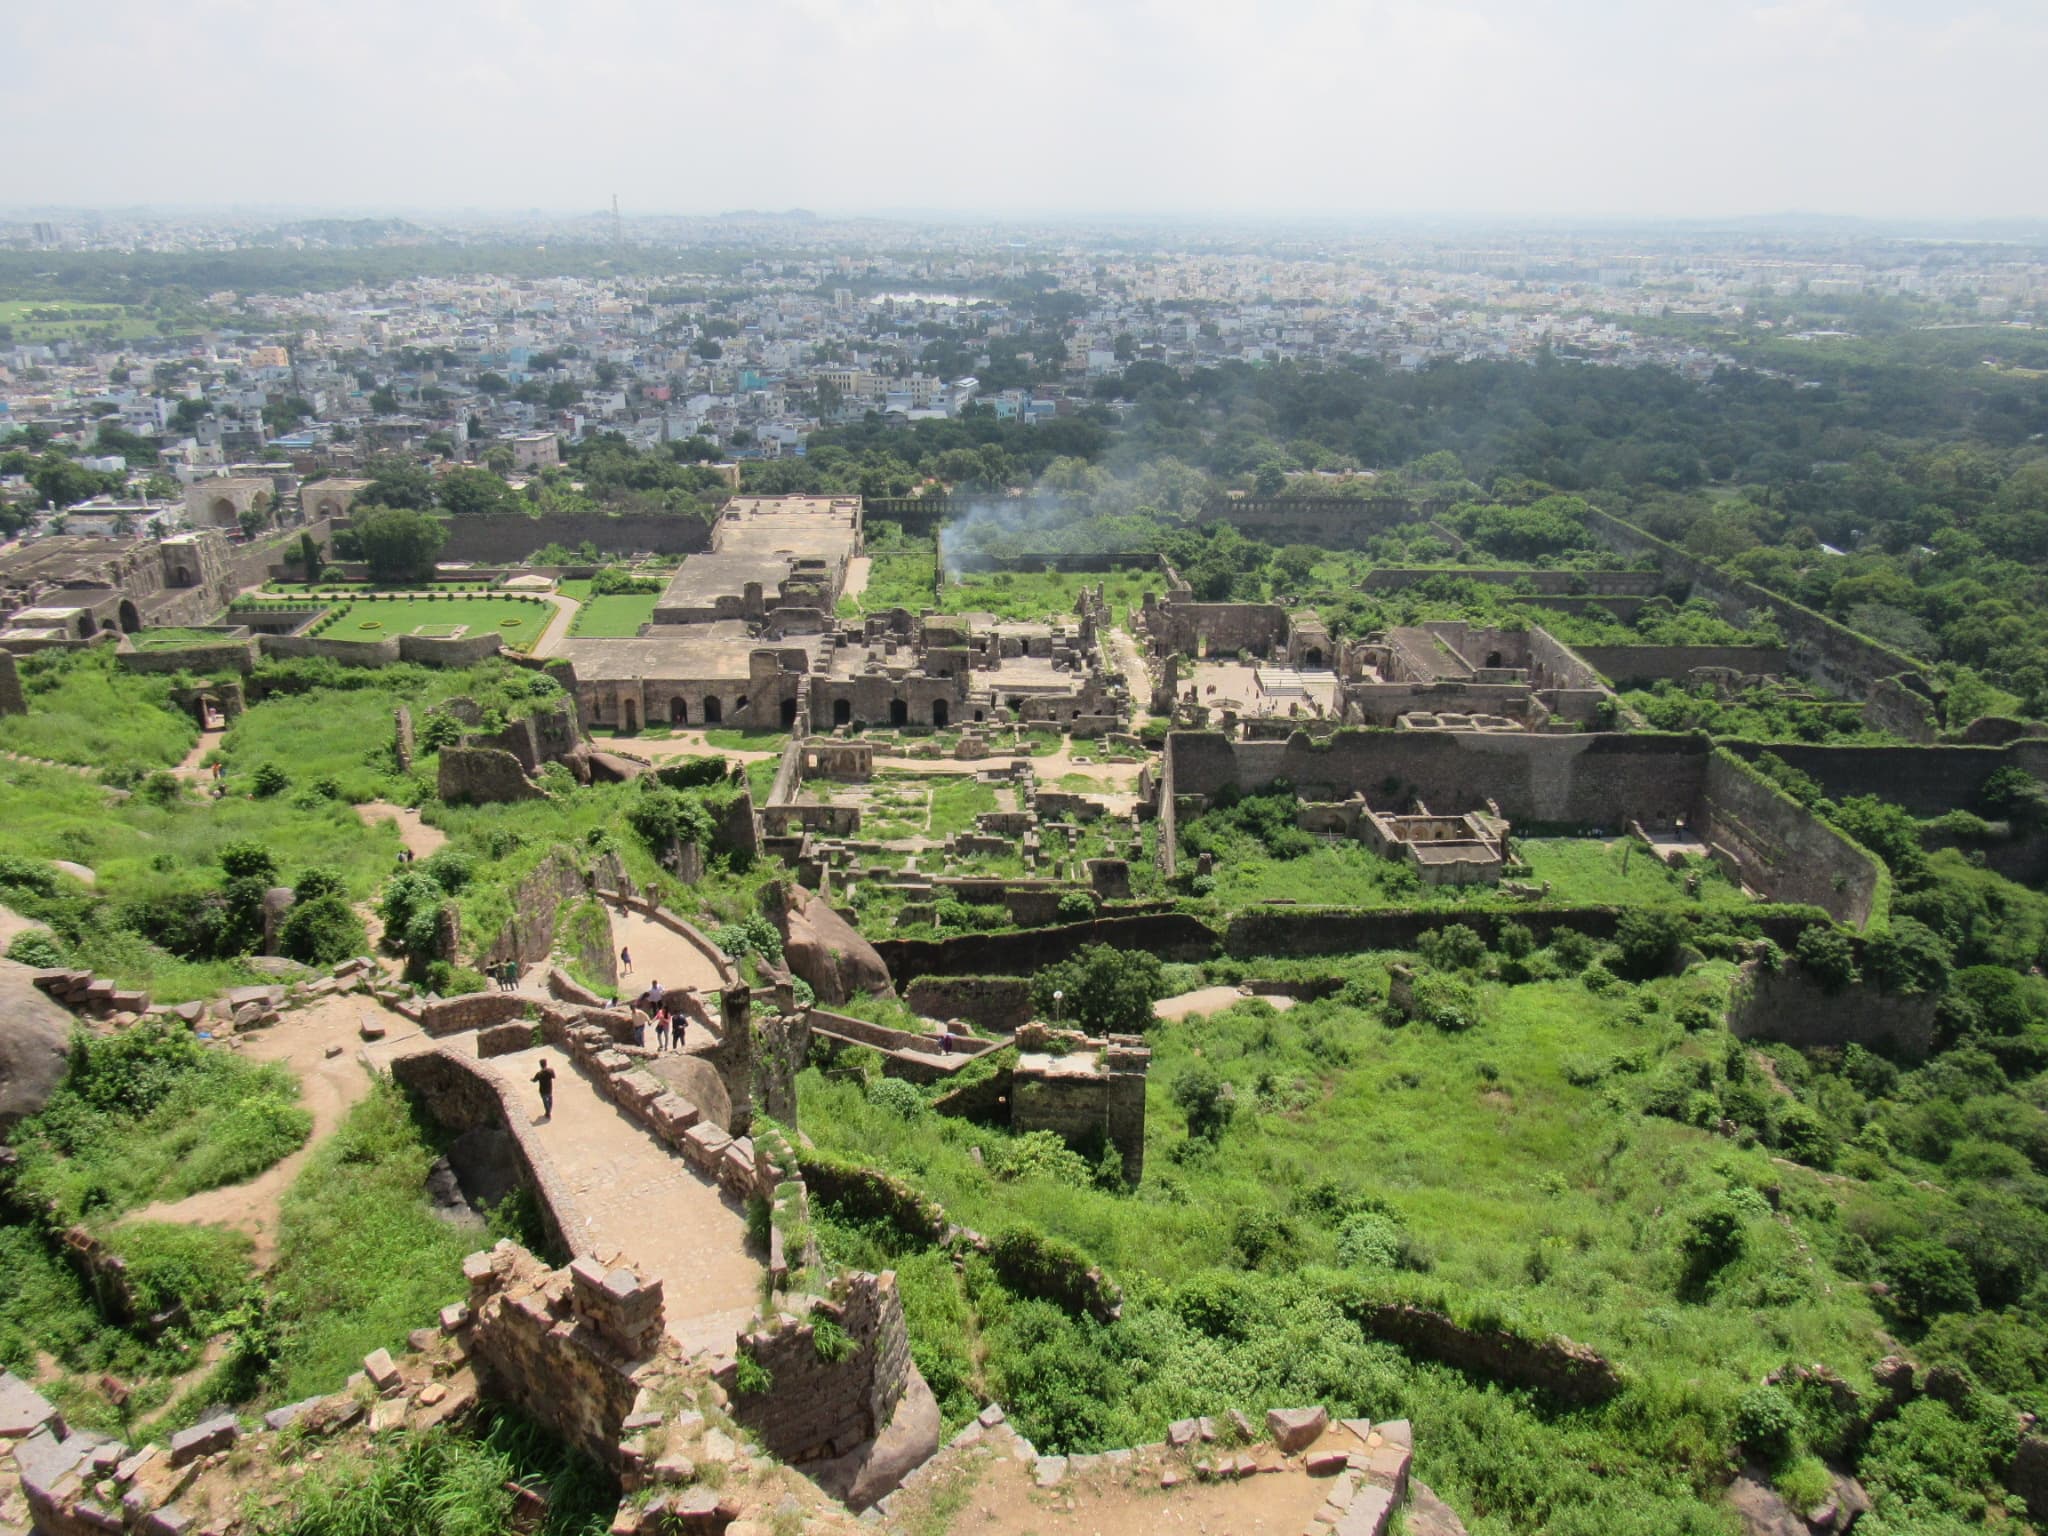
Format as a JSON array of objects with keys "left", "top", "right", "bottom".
[
  {"left": 0, "top": 960, "right": 74, "bottom": 1134},
  {"left": 771, "top": 884, "right": 894, "bottom": 1006}
]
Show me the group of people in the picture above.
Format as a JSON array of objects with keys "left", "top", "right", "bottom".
[
  {"left": 629, "top": 979, "right": 691, "bottom": 1052},
  {"left": 490, "top": 959, "right": 520, "bottom": 992}
]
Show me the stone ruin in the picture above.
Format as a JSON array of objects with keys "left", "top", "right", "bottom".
[{"left": 1010, "top": 1021, "right": 1151, "bottom": 1184}]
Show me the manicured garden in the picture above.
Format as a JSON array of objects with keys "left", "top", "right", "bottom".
[{"left": 311, "top": 594, "right": 550, "bottom": 651}]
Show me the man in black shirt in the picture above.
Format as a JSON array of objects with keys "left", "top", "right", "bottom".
[{"left": 532, "top": 1058, "right": 556, "bottom": 1121}]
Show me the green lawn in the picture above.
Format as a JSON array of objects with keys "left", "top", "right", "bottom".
[
  {"left": 0, "top": 299, "right": 157, "bottom": 341},
  {"left": 569, "top": 593, "right": 657, "bottom": 637},
  {"left": 0, "top": 648, "right": 197, "bottom": 775},
  {"left": 129, "top": 629, "right": 237, "bottom": 650},
  {"left": 316, "top": 596, "right": 548, "bottom": 652},
  {"left": 842, "top": 553, "right": 1164, "bottom": 627}
]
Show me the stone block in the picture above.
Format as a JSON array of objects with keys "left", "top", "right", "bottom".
[
  {"left": 440, "top": 1303, "right": 471, "bottom": 1333},
  {"left": 1334, "top": 1484, "right": 1395, "bottom": 1536},
  {"left": 977, "top": 1403, "right": 1006, "bottom": 1428},
  {"left": 362, "top": 1347, "right": 403, "bottom": 1396},
  {"left": 1307, "top": 1450, "right": 1351, "bottom": 1476},
  {"left": 1034, "top": 1455, "right": 1068, "bottom": 1488},
  {"left": 1375, "top": 1417, "right": 1412, "bottom": 1448},
  {"left": 1228, "top": 1408, "right": 1257, "bottom": 1441},
  {"left": 1268, "top": 1405, "right": 1329, "bottom": 1453},
  {"left": 141, "top": 1507, "right": 192, "bottom": 1536},
  {"left": 167, "top": 1414, "right": 238, "bottom": 1468},
  {"left": 370, "top": 1399, "right": 407, "bottom": 1435},
  {"left": 684, "top": 1122, "right": 732, "bottom": 1171},
  {"left": 1168, "top": 1418, "right": 1199, "bottom": 1448},
  {"left": 0, "top": 1370, "right": 61, "bottom": 1437}
]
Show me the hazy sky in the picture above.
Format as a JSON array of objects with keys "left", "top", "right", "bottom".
[{"left": 6, "top": 0, "right": 2044, "bottom": 220}]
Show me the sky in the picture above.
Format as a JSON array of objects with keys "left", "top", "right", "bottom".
[{"left": 5, "top": 0, "right": 2045, "bottom": 221}]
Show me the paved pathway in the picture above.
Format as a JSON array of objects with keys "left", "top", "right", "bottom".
[
  {"left": 612, "top": 903, "right": 726, "bottom": 996},
  {"left": 528, "top": 591, "right": 581, "bottom": 658},
  {"left": 488, "top": 1042, "right": 762, "bottom": 1357}
]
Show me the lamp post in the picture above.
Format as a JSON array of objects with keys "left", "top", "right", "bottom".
[{"left": 1052, "top": 989, "right": 1063, "bottom": 1026}]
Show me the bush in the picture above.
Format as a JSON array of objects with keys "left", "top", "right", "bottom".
[
  {"left": 1410, "top": 971, "right": 1480, "bottom": 1032},
  {"left": 279, "top": 894, "right": 368, "bottom": 967},
  {"left": 997, "top": 1130, "right": 1093, "bottom": 1188},
  {"left": 1417, "top": 923, "right": 1488, "bottom": 972},
  {"left": 1795, "top": 926, "right": 1861, "bottom": 994},
  {"left": 6, "top": 930, "right": 63, "bottom": 968},
  {"left": 1033, "top": 944, "right": 1164, "bottom": 1035},
  {"left": 1336, "top": 1211, "right": 1403, "bottom": 1270},
  {"left": 866, "top": 1077, "right": 928, "bottom": 1119},
  {"left": 1678, "top": 1195, "right": 1748, "bottom": 1283},
  {"left": 250, "top": 761, "right": 290, "bottom": 798},
  {"left": 1733, "top": 1384, "right": 1802, "bottom": 1463},
  {"left": 1057, "top": 890, "right": 1096, "bottom": 922},
  {"left": 1232, "top": 1208, "right": 1290, "bottom": 1267},
  {"left": 1172, "top": 1063, "right": 1236, "bottom": 1140},
  {"left": 1612, "top": 909, "right": 1686, "bottom": 981},
  {"left": 1881, "top": 1238, "right": 1979, "bottom": 1324}
]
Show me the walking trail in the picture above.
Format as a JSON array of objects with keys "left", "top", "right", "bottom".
[
  {"left": 611, "top": 903, "right": 727, "bottom": 997},
  {"left": 487, "top": 1041, "right": 762, "bottom": 1357},
  {"left": 528, "top": 591, "right": 581, "bottom": 658},
  {"left": 355, "top": 800, "right": 450, "bottom": 859},
  {"left": 119, "top": 995, "right": 412, "bottom": 1268}
]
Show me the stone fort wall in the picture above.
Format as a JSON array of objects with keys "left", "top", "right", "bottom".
[
  {"left": 429, "top": 512, "right": 716, "bottom": 564},
  {"left": 1721, "top": 738, "right": 2048, "bottom": 818}
]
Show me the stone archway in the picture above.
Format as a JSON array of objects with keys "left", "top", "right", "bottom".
[
  {"left": 623, "top": 698, "right": 639, "bottom": 733},
  {"left": 832, "top": 698, "right": 852, "bottom": 727},
  {"left": 889, "top": 699, "right": 908, "bottom": 727},
  {"left": 703, "top": 696, "right": 723, "bottom": 725},
  {"left": 1304, "top": 646, "right": 1323, "bottom": 668},
  {"left": 780, "top": 698, "right": 798, "bottom": 728},
  {"left": 117, "top": 600, "right": 140, "bottom": 634},
  {"left": 671, "top": 697, "right": 689, "bottom": 726},
  {"left": 932, "top": 698, "right": 949, "bottom": 727},
  {"left": 210, "top": 497, "right": 236, "bottom": 525}
]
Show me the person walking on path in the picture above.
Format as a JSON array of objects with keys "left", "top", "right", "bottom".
[
  {"left": 620, "top": 946, "right": 633, "bottom": 976},
  {"left": 654, "top": 1011, "right": 671, "bottom": 1052},
  {"left": 532, "top": 1058, "right": 556, "bottom": 1121}
]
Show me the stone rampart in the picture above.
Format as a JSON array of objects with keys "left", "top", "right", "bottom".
[
  {"left": 1720, "top": 738, "right": 2048, "bottom": 818},
  {"left": 1222, "top": 905, "right": 1822, "bottom": 960},
  {"left": 483, "top": 849, "right": 599, "bottom": 971},
  {"left": 1166, "top": 728, "right": 1709, "bottom": 828},
  {"left": 1340, "top": 1295, "right": 1622, "bottom": 1407},
  {"left": 439, "top": 744, "right": 546, "bottom": 804},
  {"left": 412, "top": 990, "right": 534, "bottom": 1036},
  {"left": 391, "top": 1050, "right": 586, "bottom": 1258},
  {"left": 875, "top": 912, "right": 1220, "bottom": 983},
  {"left": 1726, "top": 958, "right": 1938, "bottom": 1060},
  {"left": 431, "top": 511, "right": 717, "bottom": 564},
  {"left": 1698, "top": 751, "right": 1885, "bottom": 927},
  {"left": 1584, "top": 507, "right": 1934, "bottom": 703},
  {"left": 115, "top": 640, "right": 260, "bottom": 676},
  {"left": 904, "top": 975, "right": 1035, "bottom": 1032},
  {"left": 1574, "top": 644, "right": 1791, "bottom": 685},
  {"left": 1361, "top": 568, "right": 1663, "bottom": 597},
  {"left": 724, "top": 1270, "right": 913, "bottom": 1468}
]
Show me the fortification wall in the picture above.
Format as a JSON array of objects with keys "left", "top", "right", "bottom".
[
  {"left": 1583, "top": 508, "right": 1934, "bottom": 703},
  {"left": 391, "top": 1051, "right": 585, "bottom": 1258},
  {"left": 875, "top": 912, "right": 1219, "bottom": 983},
  {"left": 1697, "top": 752, "right": 1885, "bottom": 926},
  {"left": 1726, "top": 959, "right": 1938, "bottom": 1060},
  {"left": 431, "top": 512, "right": 716, "bottom": 563},
  {"left": 116, "top": 641, "right": 259, "bottom": 676},
  {"left": 1221, "top": 905, "right": 1822, "bottom": 959},
  {"left": 726, "top": 1271, "right": 913, "bottom": 1468},
  {"left": 1720, "top": 738, "right": 2048, "bottom": 817},
  {"left": 1144, "top": 600, "right": 1291, "bottom": 659},
  {"left": 1361, "top": 568, "right": 1663, "bottom": 596},
  {"left": 1165, "top": 729, "right": 1709, "bottom": 828},
  {"left": 1575, "top": 644, "right": 1791, "bottom": 685},
  {"left": 903, "top": 975, "right": 1035, "bottom": 1032}
]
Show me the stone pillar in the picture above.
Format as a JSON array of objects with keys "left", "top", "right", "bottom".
[
  {"left": 757, "top": 1006, "right": 810, "bottom": 1130},
  {"left": 0, "top": 651, "right": 23, "bottom": 717},
  {"left": 1105, "top": 1035, "right": 1151, "bottom": 1185},
  {"left": 719, "top": 983, "right": 755, "bottom": 1135}
]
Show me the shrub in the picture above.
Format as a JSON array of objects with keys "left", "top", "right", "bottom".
[
  {"left": 809, "top": 1314, "right": 855, "bottom": 1363},
  {"left": 6, "top": 930, "right": 64, "bottom": 968},
  {"left": 1795, "top": 926, "right": 1861, "bottom": 994},
  {"left": 1057, "top": 890, "right": 1096, "bottom": 922},
  {"left": 219, "top": 840, "right": 280, "bottom": 884},
  {"left": 733, "top": 1354, "right": 774, "bottom": 1395},
  {"left": 1612, "top": 909, "right": 1686, "bottom": 981},
  {"left": 1410, "top": 971, "right": 1480, "bottom": 1032},
  {"left": 1733, "top": 1384, "right": 1803, "bottom": 1463},
  {"left": 866, "top": 1076, "right": 928, "bottom": 1119},
  {"left": 1033, "top": 944, "right": 1164, "bottom": 1035},
  {"left": 1678, "top": 1195, "right": 1748, "bottom": 1282},
  {"left": 1880, "top": 1238, "right": 1979, "bottom": 1323},
  {"left": 250, "top": 761, "right": 290, "bottom": 798},
  {"left": 1417, "top": 923, "right": 1488, "bottom": 972},
  {"left": 1231, "top": 1208, "right": 1290, "bottom": 1267},
  {"left": 1336, "top": 1211, "right": 1403, "bottom": 1270},
  {"left": 279, "top": 894, "right": 368, "bottom": 967},
  {"left": 1172, "top": 1063, "right": 1235, "bottom": 1140},
  {"left": 997, "top": 1130, "right": 1093, "bottom": 1188}
]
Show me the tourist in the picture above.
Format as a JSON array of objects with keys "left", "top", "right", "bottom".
[
  {"left": 620, "top": 945, "right": 633, "bottom": 976},
  {"left": 654, "top": 1011, "right": 670, "bottom": 1052},
  {"left": 531, "top": 1058, "right": 556, "bottom": 1121}
]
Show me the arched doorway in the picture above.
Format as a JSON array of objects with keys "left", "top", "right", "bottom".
[
  {"left": 670, "top": 697, "right": 689, "bottom": 725},
  {"left": 780, "top": 698, "right": 798, "bottom": 728},
  {"left": 210, "top": 497, "right": 235, "bottom": 525},
  {"left": 833, "top": 698, "right": 852, "bottom": 727},
  {"left": 703, "top": 696, "right": 723, "bottom": 725},
  {"left": 622, "top": 698, "right": 638, "bottom": 733},
  {"left": 932, "top": 699, "right": 949, "bottom": 727},
  {"left": 1485, "top": 651, "right": 1503, "bottom": 669},
  {"left": 889, "top": 699, "right": 908, "bottom": 727},
  {"left": 117, "top": 600, "right": 140, "bottom": 634},
  {"left": 1303, "top": 646, "right": 1323, "bottom": 668}
]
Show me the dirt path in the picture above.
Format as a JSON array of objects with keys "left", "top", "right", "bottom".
[
  {"left": 172, "top": 728, "right": 224, "bottom": 783},
  {"left": 1107, "top": 625, "right": 1154, "bottom": 728},
  {"left": 488, "top": 1043, "right": 761, "bottom": 1358},
  {"left": 612, "top": 905, "right": 726, "bottom": 996},
  {"left": 355, "top": 800, "right": 449, "bottom": 859},
  {"left": 1154, "top": 986, "right": 1298, "bottom": 1023},
  {"left": 842, "top": 556, "right": 872, "bottom": 598},
  {"left": 119, "top": 996, "right": 411, "bottom": 1268}
]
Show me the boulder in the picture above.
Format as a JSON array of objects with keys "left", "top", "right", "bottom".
[
  {"left": 770, "top": 884, "right": 894, "bottom": 1006},
  {"left": 0, "top": 960, "right": 75, "bottom": 1135}
]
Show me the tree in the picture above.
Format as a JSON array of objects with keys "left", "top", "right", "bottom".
[
  {"left": 1031, "top": 944, "right": 1164, "bottom": 1035},
  {"left": 279, "top": 895, "right": 366, "bottom": 966},
  {"left": 1173, "top": 1063, "right": 1236, "bottom": 1140},
  {"left": 437, "top": 467, "right": 516, "bottom": 517},
  {"left": 353, "top": 506, "right": 447, "bottom": 584},
  {"left": 360, "top": 456, "right": 435, "bottom": 511},
  {"left": 297, "top": 532, "right": 324, "bottom": 585},
  {"left": 1795, "top": 926, "right": 1861, "bottom": 994}
]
